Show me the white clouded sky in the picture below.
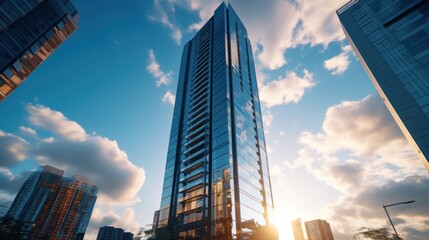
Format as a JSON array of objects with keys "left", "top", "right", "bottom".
[{"left": 0, "top": 0, "right": 427, "bottom": 239}]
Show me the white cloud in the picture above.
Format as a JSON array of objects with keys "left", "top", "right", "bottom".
[
  {"left": 292, "top": 0, "right": 345, "bottom": 48},
  {"left": 324, "top": 45, "right": 353, "bottom": 75},
  {"left": 18, "top": 104, "right": 146, "bottom": 204},
  {"left": 185, "top": 0, "right": 221, "bottom": 32},
  {"left": 86, "top": 206, "right": 139, "bottom": 239},
  {"left": 249, "top": 0, "right": 300, "bottom": 69},
  {"left": 155, "top": 1, "right": 335, "bottom": 107},
  {"left": 290, "top": 95, "right": 423, "bottom": 189},
  {"left": 147, "top": 49, "right": 173, "bottom": 87},
  {"left": 283, "top": 94, "right": 428, "bottom": 239},
  {"left": 321, "top": 94, "right": 408, "bottom": 157},
  {"left": 149, "top": 0, "right": 182, "bottom": 44},
  {"left": 26, "top": 104, "right": 86, "bottom": 141},
  {"left": 0, "top": 168, "right": 32, "bottom": 194},
  {"left": 327, "top": 176, "right": 429, "bottom": 240},
  {"left": 171, "top": 29, "right": 182, "bottom": 44},
  {"left": 262, "top": 109, "right": 274, "bottom": 127},
  {"left": 266, "top": 145, "right": 274, "bottom": 154},
  {"left": 162, "top": 91, "right": 176, "bottom": 105},
  {"left": 1, "top": 104, "right": 145, "bottom": 238},
  {"left": 181, "top": 0, "right": 300, "bottom": 70},
  {"left": 179, "top": 0, "right": 345, "bottom": 69},
  {"left": 19, "top": 126, "right": 37, "bottom": 137},
  {"left": 0, "top": 130, "right": 29, "bottom": 166},
  {"left": 42, "top": 137, "right": 54, "bottom": 143},
  {"left": 259, "top": 69, "right": 316, "bottom": 107},
  {"left": 296, "top": 95, "right": 410, "bottom": 159},
  {"left": 34, "top": 135, "right": 145, "bottom": 204},
  {"left": 254, "top": 58, "right": 268, "bottom": 86}
]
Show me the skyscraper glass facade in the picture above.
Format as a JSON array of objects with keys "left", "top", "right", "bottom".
[
  {"left": 338, "top": 0, "right": 429, "bottom": 171},
  {"left": 156, "top": 3, "right": 276, "bottom": 239},
  {"left": 304, "top": 219, "right": 334, "bottom": 240},
  {"left": 291, "top": 218, "right": 305, "bottom": 240},
  {"left": 0, "top": 0, "right": 79, "bottom": 102},
  {"left": 96, "top": 226, "right": 134, "bottom": 240},
  {"left": 6, "top": 165, "right": 97, "bottom": 239}
]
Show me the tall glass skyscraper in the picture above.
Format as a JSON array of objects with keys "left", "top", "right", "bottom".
[
  {"left": 6, "top": 165, "right": 97, "bottom": 239},
  {"left": 337, "top": 0, "right": 429, "bottom": 171},
  {"left": 304, "top": 219, "right": 334, "bottom": 240},
  {"left": 291, "top": 219, "right": 305, "bottom": 240},
  {"left": 96, "top": 226, "right": 134, "bottom": 240},
  {"left": 0, "top": 0, "right": 79, "bottom": 102},
  {"left": 155, "top": 3, "right": 277, "bottom": 240}
]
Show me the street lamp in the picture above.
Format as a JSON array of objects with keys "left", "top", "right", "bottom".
[{"left": 382, "top": 200, "right": 415, "bottom": 240}]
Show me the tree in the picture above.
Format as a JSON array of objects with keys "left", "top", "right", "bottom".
[
  {"left": 151, "top": 226, "right": 175, "bottom": 240},
  {"left": 353, "top": 227, "right": 402, "bottom": 240},
  {"left": 0, "top": 215, "right": 23, "bottom": 239}
]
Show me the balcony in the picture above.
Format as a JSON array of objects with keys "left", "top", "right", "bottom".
[
  {"left": 188, "top": 104, "right": 207, "bottom": 120},
  {"left": 190, "top": 91, "right": 208, "bottom": 106},
  {"left": 177, "top": 187, "right": 205, "bottom": 203},
  {"left": 187, "top": 117, "right": 207, "bottom": 133},
  {"left": 179, "top": 167, "right": 204, "bottom": 183},
  {"left": 178, "top": 177, "right": 205, "bottom": 193},
  {"left": 181, "top": 157, "right": 205, "bottom": 174},
  {"left": 176, "top": 200, "right": 204, "bottom": 215},
  {"left": 183, "top": 148, "right": 205, "bottom": 164},
  {"left": 183, "top": 141, "right": 205, "bottom": 157},
  {"left": 185, "top": 127, "right": 206, "bottom": 142},
  {"left": 187, "top": 111, "right": 208, "bottom": 126}
]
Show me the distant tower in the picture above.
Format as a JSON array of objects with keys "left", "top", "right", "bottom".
[
  {"left": 6, "top": 165, "right": 97, "bottom": 239},
  {"left": 154, "top": 2, "right": 277, "bottom": 239},
  {"left": 337, "top": 0, "right": 429, "bottom": 171},
  {"left": 291, "top": 218, "right": 305, "bottom": 240},
  {"left": 304, "top": 219, "right": 334, "bottom": 240},
  {"left": 97, "top": 226, "right": 134, "bottom": 240},
  {"left": 0, "top": 0, "right": 79, "bottom": 102}
]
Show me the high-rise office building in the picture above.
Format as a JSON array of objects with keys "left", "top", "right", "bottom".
[
  {"left": 154, "top": 3, "right": 277, "bottom": 239},
  {"left": 337, "top": 0, "right": 429, "bottom": 171},
  {"left": 122, "top": 232, "right": 134, "bottom": 240},
  {"left": 304, "top": 219, "right": 334, "bottom": 240},
  {"left": 6, "top": 165, "right": 97, "bottom": 239},
  {"left": 291, "top": 218, "right": 305, "bottom": 240},
  {"left": 96, "top": 226, "right": 134, "bottom": 240},
  {"left": 0, "top": 0, "right": 79, "bottom": 102}
]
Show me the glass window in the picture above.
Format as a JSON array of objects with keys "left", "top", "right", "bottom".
[
  {"left": 45, "top": 29, "right": 54, "bottom": 39},
  {"left": 0, "top": 78, "right": 12, "bottom": 95},
  {"left": 31, "top": 43, "right": 40, "bottom": 53},
  {"left": 239, "top": 200, "right": 265, "bottom": 225},
  {"left": 13, "top": 60, "right": 22, "bottom": 71},
  {"left": 213, "top": 153, "right": 230, "bottom": 170},
  {"left": 57, "top": 21, "right": 65, "bottom": 30},
  {"left": 159, "top": 207, "right": 170, "bottom": 221},
  {"left": 163, "top": 176, "right": 173, "bottom": 188},
  {"left": 213, "top": 143, "right": 229, "bottom": 159},
  {"left": 161, "top": 197, "right": 170, "bottom": 208},
  {"left": 3, "top": 68, "right": 13, "bottom": 78},
  {"left": 162, "top": 186, "right": 172, "bottom": 198},
  {"left": 183, "top": 211, "right": 202, "bottom": 224},
  {"left": 1, "top": 2, "right": 19, "bottom": 21}
]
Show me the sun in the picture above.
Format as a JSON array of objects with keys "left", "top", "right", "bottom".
[{"left": 270, "top": 205, "right": 297, "bottom": 240}]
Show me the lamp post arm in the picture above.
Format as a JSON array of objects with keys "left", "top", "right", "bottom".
[
  {"left": 383, "top": 205, "right": 400, "bottom": 240},
  {"left": 384, "top": 200, "right": 415, "bottom": 208}
]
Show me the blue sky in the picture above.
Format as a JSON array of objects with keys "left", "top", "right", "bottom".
[{"left": 0, "top": 0, "right": 428, "bottom": 239}]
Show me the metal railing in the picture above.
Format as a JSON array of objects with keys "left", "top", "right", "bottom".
[{"left": 337, "top": 0, "right": 359, "bottom": 14}]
